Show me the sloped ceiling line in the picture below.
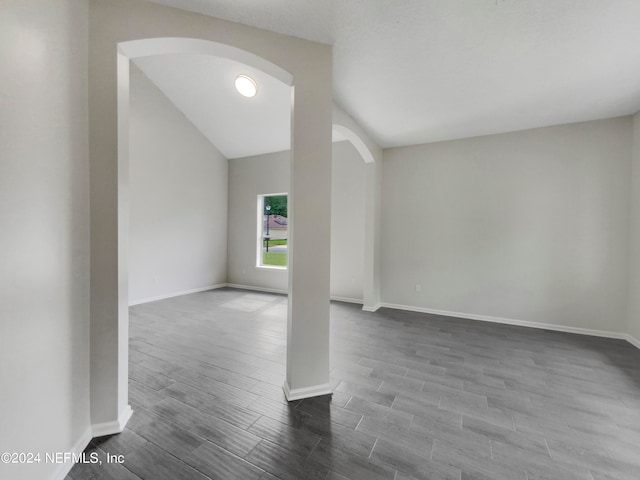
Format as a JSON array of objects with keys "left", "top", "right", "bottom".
[{"left": 143, "top": 0, "right": 640, "bottom": 148}]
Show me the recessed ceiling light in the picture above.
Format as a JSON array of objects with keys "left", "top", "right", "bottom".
[{"left": 234, "top": 74, "right": 257, "bottom": 98}]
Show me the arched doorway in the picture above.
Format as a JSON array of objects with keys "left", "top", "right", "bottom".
[
  {"left": 332, "top": 111, "right": 383, "bottom": 313},
  {"left": 88, "top": 5, "right": 333, "bottom": 432}
]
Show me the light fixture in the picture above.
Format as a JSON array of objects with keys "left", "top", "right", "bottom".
[{"left": 234, "top": 74, "right": 257, "bottom": 98}]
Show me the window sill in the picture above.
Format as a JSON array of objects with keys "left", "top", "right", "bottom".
[{"left": 255, "top": 265, "right": 288, "bottom": 271}]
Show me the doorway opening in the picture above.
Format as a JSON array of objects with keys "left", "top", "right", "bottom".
[{"left": 118, "top": 37, "right": 294, "bottom": 419}]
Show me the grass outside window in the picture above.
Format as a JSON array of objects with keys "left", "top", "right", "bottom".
[{"left": 262, "top": 252, "right": 287, "bottom": 266}]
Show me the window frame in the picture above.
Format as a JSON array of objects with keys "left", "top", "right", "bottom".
[{"left": 256, "top": 193, "right": 288, "bottom": 270}]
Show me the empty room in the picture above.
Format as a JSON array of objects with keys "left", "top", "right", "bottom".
[{"left": 2, "top": 1, "right": 640, "bottom": 480}]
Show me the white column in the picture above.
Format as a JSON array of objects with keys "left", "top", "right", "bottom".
[
  {"left": 284, "top": 63, "right": 334, "bottom": 401},
  {"left": 89, "top": 40, "right": 132, "bottom": 433},
  {"left": 331, "top": 105, "right": 383, "bottom": 312},
  {"left": 363, "top": 158, "right": 383, "bottom": 311}
]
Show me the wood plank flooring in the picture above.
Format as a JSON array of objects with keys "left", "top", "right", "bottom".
[{"left": 69, "top": 288, "right": 640, "bottom": 480}]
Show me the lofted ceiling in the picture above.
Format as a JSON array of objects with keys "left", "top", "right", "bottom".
[
  {"left": 134, "top": 55, "right": 347, "bottom": 158},
  {"left": 133, "top": 54, "right": 292, "bottom": 159},
  {"left": 142, "top": 0, "right": 640, "bottom": 149}
]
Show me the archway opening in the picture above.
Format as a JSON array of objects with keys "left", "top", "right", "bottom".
[
  {"left": 330, "top": 123, "right": 378, "bottom": 310},
  {"left": 117, "top": 37, "right": 296, "bottom": 423}
]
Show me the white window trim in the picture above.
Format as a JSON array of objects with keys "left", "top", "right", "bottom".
[{"left": 256, "top": 193, "right": 288, "bottom": 270}]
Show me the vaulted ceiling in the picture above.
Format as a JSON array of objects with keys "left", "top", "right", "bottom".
[
  {"left": 133, "top": 54, "right": 292, "bottom": 159},
  {"left": 142, "top": 0, "right": 640, "bottom": 149}
]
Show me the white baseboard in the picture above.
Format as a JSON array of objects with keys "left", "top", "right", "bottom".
[
  {"left": 625, "top": 334, "right": 640, "bottom": 349},
  {"left": 330, "top": 296, "right": 363, "bottom": 305},
  {"left": 380, "top": 302, "right": 633, "bottom": 343},
  {"left": 283, "top": 381, "right": 333, "bottom": 401},
  {"left": 226, "top": 284, "right": 364, "bottom": 306},
  {"left": 129, "top": 284, "right": 226, "bottom": 306},
  {"left": 132, "top": 283, "right": 366, "bottom": 308},
  {"left": 91, "top": 405, "right": 133, "bottom": 438},
  {"left": 131, "top": 285, "right": 640, "bottom": 352},
  {"left": 49, "top": 426, "right": 93, "bottom": 480},
  {"left": 362, "top": 303, "right": 381, "bottom": 312},
  {"left": 49, "top": 406, "right": 132, "bottom": 480},
  {"left": 226, "top": 283, "right": 288, "bottom": 295}
]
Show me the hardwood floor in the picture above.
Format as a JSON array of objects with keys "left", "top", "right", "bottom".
[{"left": 69, "top": 287, "right": 640, "bottom": 480}]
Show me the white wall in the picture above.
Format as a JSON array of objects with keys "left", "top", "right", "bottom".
[
  {"left": 129, "top": 65, "right": 228, "bottom": 303},
  {"left": 333, "top": 105, "right": 384, "bottom": 310},
  {"left": 382, "top": 117, "right": 632, "bottom": 334},
  {"left": 629, "top": 112, "right": 640, "bottom": 342},
  {"left": 227, "top": 150, "right": 290, "bottom": 291},
  {"left": 0, "top": 1, "right": 91, "bottom": 479},
  {"left": 331, "top": 141, "right": 366, "bottom": 302},
  {"left": 91, "top": 0, "right": 334, "bottom": 407},
  {"left": 227, "top": 141, "right": 366, "bottom": 301}
]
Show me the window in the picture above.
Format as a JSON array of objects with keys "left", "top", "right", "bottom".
[{"left": 257, "top": 193, "right": 288, "bottom": 268}]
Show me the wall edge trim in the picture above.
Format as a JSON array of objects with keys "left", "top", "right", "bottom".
[
  {"left": 330, "top": 296, "right": 363, "bottom": 305},
  {"left": 49, "top": 426, "right": 93, "bottom": 480},
  {"left": 379, "top": 302, "right": 631, "bottom": 342},
  {"left": 226, "top": 284, "right": 363, "bottom": 305},
  {"left": 625, "top": 333, "right": 640, "bottom": 350},
  {"left": 225, "top": 283, "right": 288, "bottom": 295},
  {"left": 129, "top": 284, "right": 227, "bottom": 306},
  {"left": 283, "top": 381, "right": 333, "bottom": 401},
  {"left": 91, "top": 405, "right": 133, "bottom": 438},
  {"left": 362, "top": 303, "right": 381, "bottom": 312}
]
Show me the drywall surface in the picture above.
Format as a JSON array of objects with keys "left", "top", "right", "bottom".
[
  {"left": 129, "top": 66, "right": 228, "bottom": 303},
  {"left": 227, "top": 141, "right": 366, "bottom": 301},
  {"left": 227, "top": 150, "right": 290, "bottom": 291},
  {"left": 629, "top": 112, "right": 640, "bottom": 342},
  {"left": 91, "top": 0, "right": 333, "bottom": 414},
  {"left": 333, "top": 104, "right": 383, "bottom": 309},
  {"left": 331, "top": 141, "right": 366, "bottom": 302},
  {"left": 0, "top": 1, "right": 91, "bottom": 479},
  {"left": 382, "top": 117, "right": 632, "bottom": 333}
]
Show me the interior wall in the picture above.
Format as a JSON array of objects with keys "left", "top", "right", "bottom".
[
  {"left": 382, "top": 117, "right": 632, "bottom": 334},
  {"left": 629, "top": 112, "right": 640, "bottom": 342},
  {"left": 128, "top": 65, "right": 228, "bottom": 303},
  {"left": 227, "top": 149, "right": 290, "bottom": 291},
  {"left": 91, "top": 0, "right": 333, "bottom": 409},
  {"left": 333, "top": 105, "right": 384, "bottom": 310},
  {"left": 227, "top": 141, "right": 366, "bottom": 301},
  {"left": 331, "top": 141, "right": 366, "bottom": 302},
  {"left": 0, "top": 1, "right": 91, "bottom": 479}
]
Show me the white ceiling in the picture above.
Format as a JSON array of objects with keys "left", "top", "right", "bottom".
[
  {"left": 133, "top": 54, "right": 292, "bottom": 159},
  {"left": 143, "top": 0, "right": 640, "bottom": 148}
]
